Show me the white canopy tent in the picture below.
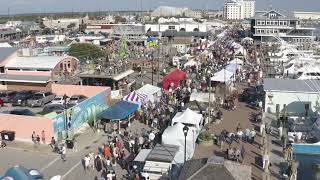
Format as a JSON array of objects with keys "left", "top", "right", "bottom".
[
  {"left": 189, "top": 92, "right": 215, "bottom": 103},
  {"left": 162, "top": 122, "right": 196, "bottom": 164},
  {"left": 229, "top": 58, "right": 243, "bottom": 65},
  {"left": 225, "top": 63, "right": 241, "bottom": 74},
  {"left": 210, "top": 69, "right": 234, "bottom": 83},
  {"left": 137, "top": 84, "right": 162, "bottom": 103},
  {"left": 171, "top": 108, "right": 203, "bottom": 129},
  {"left": 184, "top": 59, "right": 200, "bottom": 68}
]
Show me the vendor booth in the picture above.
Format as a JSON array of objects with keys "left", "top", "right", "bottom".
[
  {"left": 99, "top": 101, "right": 139, "bottom": 131},
  {"left": 171, "top": 108, "right": 203, "bottom": 130},
  {"left": 189, "top": 92, "right": 216, "bottom": 103},
  {"left": 123, "top": 91, "right": 148, "bottom": 107},
  {"left": 210, "top": 69, "right": 234, "bottom": 83},
  {"left": 162, "top": 69, "right": 187, "bottom": 90},
  {"left": 162, "top": 122, "right": 196, "bottom": 164},
  {"left": 137, "top": 84, "right": 162, "bottom": 103},
  {"left": 225, "top": 63, "right": 241, "bottom": 74},
  {"left": 229, "top": 58, "right": 243, "bottom": 65}
]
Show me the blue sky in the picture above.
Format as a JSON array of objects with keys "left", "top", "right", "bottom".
[{"left": 1, "top": 0, "right": 320, "bottom": 15}]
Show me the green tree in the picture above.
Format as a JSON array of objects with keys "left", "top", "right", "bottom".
[{"left": 69, "top": 43, "right": 106, "bottom": 63}]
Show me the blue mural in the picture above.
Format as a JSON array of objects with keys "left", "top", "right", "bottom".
[{"left": 52, "top": 90, "right": 109, "bottom": 137}]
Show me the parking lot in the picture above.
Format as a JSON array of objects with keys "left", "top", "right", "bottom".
[{"left": 0, "top": 90, "right": 87, "bottom": 116}]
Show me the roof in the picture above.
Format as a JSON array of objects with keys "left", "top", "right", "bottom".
[
  {"left": 5, "top": 56, "right": 67, "bottom": 70},
  {"left": 0, "top": 47, "right": 16, "bottom": 64},
  {"left": 146, "top": 144, "right": 180, "bottom": 163},
  {"left": 178, "top": 158, "right": 208, "bottom": 180},
  {"left": 0, "top": 74, "right": 50, "bottom": 83},
  {"left": 253, "top": 9, "right": 297, "bottom": 20},
  {"left": 99, "top": 100, "right": 138, "bottom": 120},
  {"left": 134, "top": 149, "right": 152, "bottom": 162},
  {"left": 263, "top": 78, "right": 320, "bottom": 93},
  {"left": 180, "top": 156, "right": 251, "bottom": 180}
]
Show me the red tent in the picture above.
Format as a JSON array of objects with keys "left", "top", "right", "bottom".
[{"left": 162, "top": 69, "right": 187, "bottom": 90}]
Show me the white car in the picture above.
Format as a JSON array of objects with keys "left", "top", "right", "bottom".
[{"left": 51, "top": 96, "right": 68, "bottom": 105}]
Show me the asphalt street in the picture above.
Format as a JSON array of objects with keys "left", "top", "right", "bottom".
[{"left": 0, "top": 134, "right": 126, "bottom": 180}]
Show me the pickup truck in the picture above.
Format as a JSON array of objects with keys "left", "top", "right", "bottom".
[{"left": 27, "top": 92, "right": 55, "bottom": 107}]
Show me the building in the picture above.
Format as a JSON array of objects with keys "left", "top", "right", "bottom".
[
  {"left": 263, "top": 78, "right": 320, "bottom": 116},
  {"left": 0, "top": 51, "right": 79, "bottom": 91},
  {"left": 145, "top": 21, "right": 207, "bottom": 33},
  {"left": 179, "top": 156, "right": 251, "bottom": 180},
  {"left": 294, "top": 12, "right": 320, "bottom": 20},
  {"left": 42, "top": 15, "right": 89, "bottom": 29},
  {"left": 251, "top": 9, "right": 316, "bottom": 43},
  {"left": 151, "top": 6, "right": 202, "bottom": 18},
  {"left": 223, "top": 0, "right": 255, "bottom": 20},
  {"left": 35, "top": 35, "right": 66, "bottom": 44}
]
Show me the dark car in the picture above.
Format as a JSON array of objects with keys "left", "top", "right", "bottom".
[
  {"left": 11, "top": 91, "right": 34, "bottom": 106},
  {"left": 240, "top": 85, "right": 265, "bottom": 103},
  {"left": 0, "top": 165, "right": 43, "bottom": 180},
  {"left": 0, "top": 91, "right": 17, "bottom": 103},
  {"left": 42, "top": 104, "right": 65, "bottom": 115},
  {"left": 67, "top": 95, "right": 87, "bottom": 107},
  {"left": 4, "top": 109, "right": 36, "bottom": 116}
]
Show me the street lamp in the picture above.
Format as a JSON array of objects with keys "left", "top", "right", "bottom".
[
  {"left": 207, "top": 70, "right": 211, "bottom": 122},
  {"left": 183, "top": 125, "right": 189, "bottom": 164},
  {"left": 63, "top": 94, "right": 69, "bottom": 139}
]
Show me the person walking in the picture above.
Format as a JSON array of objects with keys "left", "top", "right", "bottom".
[
  {"left": 245, "top": 128, "right": 250, "bottom": 142},
  {"left": 36, "top": 135, "right": 41, "bottom": 145},
  {"left": 31, "top": 131, "right": 36, "bottom": 145},
  {"left": 95, "top": 155, "right": 103, "bottom": 173},
  {"left": 41, "top": 130, "right": 46, "bottom": 144},
  {"left": 83, "top": 155, "right": 90, "bottom": 172},
  {"left": 60, "top": 144, "right": 66, "bottom": 161},
  {"left": 250, "top": 129, "right": 256, "bottom": 144}
]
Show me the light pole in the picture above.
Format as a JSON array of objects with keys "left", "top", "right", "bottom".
[
  {"left": 183, "top": 125, "right": 189, "bottom": 164},
  {"left": 207, "top": 70, "right": 211, "bottom": 123},
  {"left": 63, "top": 94, "right": 69, "bottom": 139}
]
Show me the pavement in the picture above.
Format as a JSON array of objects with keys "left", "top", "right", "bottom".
[{"left": 0, "top": 120, "right": 150, "bottom": 180}]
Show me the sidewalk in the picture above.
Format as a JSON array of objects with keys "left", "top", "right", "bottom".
[{"left": 4, "top": 125, "right": 104, "bottom": 155}]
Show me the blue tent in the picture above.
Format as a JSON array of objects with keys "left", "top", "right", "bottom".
[{"left": 99, "top": 101, "right": 139, "bottom": 120}]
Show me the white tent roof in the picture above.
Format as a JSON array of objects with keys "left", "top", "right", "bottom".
[
  {"left": 171, "top": 108, "right": 203, "bottom": 127},
  {"left": 184, "top": 59, "right": 200, "bottom": 68},
  {"left": 162, "top": 122, "right": 195, "bottom": 163},
  {"left": 210, "top": 69, "right": 234, "bottom": 83},
  {"left": 225, "top": 63, "right": 241, "bottom": 74},
  {"left": 0, "top": 42, "right": 12, "bottom": 47},
  {"left": 137, "top": 84, "right": 161, "bottom": 96},
  {"left": 189, "top": 92, "right": 215, "bottom": 103},
  {"left": 229, "top": 58, "right": 243, "bottom": 65}
]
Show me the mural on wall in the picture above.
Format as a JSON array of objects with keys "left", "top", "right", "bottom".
[{"left": 52, "top": 90, "right": 109, "bottom": 137}]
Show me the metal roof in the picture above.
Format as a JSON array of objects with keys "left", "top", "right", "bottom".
[
  {"left": 146, "top": 144, "right": 179, "bottom": 163},
  {"left": 0, "top": 74, "right": 50, "bottom": 83},
  {"left": 0, "top": 47, "right": 16, "bottom": 64},
  {"left": 253, "top": 9, "right": 297, "bottom": 20},
  {"left": 5, "top": 56, "right": 66, "bottom": 70},
  {"left": 264, "top": 78, "right": 320, "bottom": 93}
]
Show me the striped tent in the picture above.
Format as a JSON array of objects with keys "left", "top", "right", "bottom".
[{"left": 123, "top": 91, "right": 148, "bottom": 104}]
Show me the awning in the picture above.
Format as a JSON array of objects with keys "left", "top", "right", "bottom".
[
  {"left": 123, "top": 91, "right": 148, "bottom": 104},
  {"left": 0, "top": 74, "right": 50, "bottom": 84},
  {"left": 112, "top": 69, "right": 134, "bottom": 81},
  {"left": 99, "top": 101, "right": 138, "bottom": 120}
]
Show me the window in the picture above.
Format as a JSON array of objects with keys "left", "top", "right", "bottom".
[{"left": 168, "top": 26, "right": 175, "bottom": 30}]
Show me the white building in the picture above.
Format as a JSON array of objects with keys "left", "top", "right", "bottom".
[
  {"left": 145, "top": 22, "right": 206, "bottom": 33},
  {"left": 252, "top": 9, "right": 316, "bottom": 43},
  {"left": 223, "top": 0, "right": 255, "bottom": 20},
  {"left": 35, "top": 35, "right": 66, "bottom": 44},
  {"left": 264, "top": 78, "right": 320, "bottom": 115},
  {"left": 294, "top": 12, "right": 320, "bottom": 20},
  {"left": 152, "top": 6, "right": 202, "bottom": 18}
]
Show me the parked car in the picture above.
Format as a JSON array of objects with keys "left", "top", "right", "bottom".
[
  {"left": 0, "top": 91, "right": 17, "bottom": 103},
  {"left": 51, "top": 95, "right": 68, "bottom": 105},
  {"left": 0, "top": 165, "right": 43, "bottom": 180},
  {"left": 27, "top": 92, "right": 55, "bottom": 107},
  {"left": 11, "top": 91, "right": 34, "bottom": 106},
  {"left": 3, "top": 109, "right": 36, "bottom": 116},
  {"left": 42, "top": 104, "right": 65, "bottom": 115},
  {"left": 67, "top": 95, "right": 87, "bottom": 107}
]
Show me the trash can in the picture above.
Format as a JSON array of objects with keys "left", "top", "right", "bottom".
[
  {"left": 66, "top": 139, "right": 74, "bottom": 149},
  {"left": 1, "top": 130, "right": 15, "bottom": 141}
]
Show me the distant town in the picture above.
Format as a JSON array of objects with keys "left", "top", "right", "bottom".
[{"left": 0, "top": 0, "right": 320, "bottom": 180}]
